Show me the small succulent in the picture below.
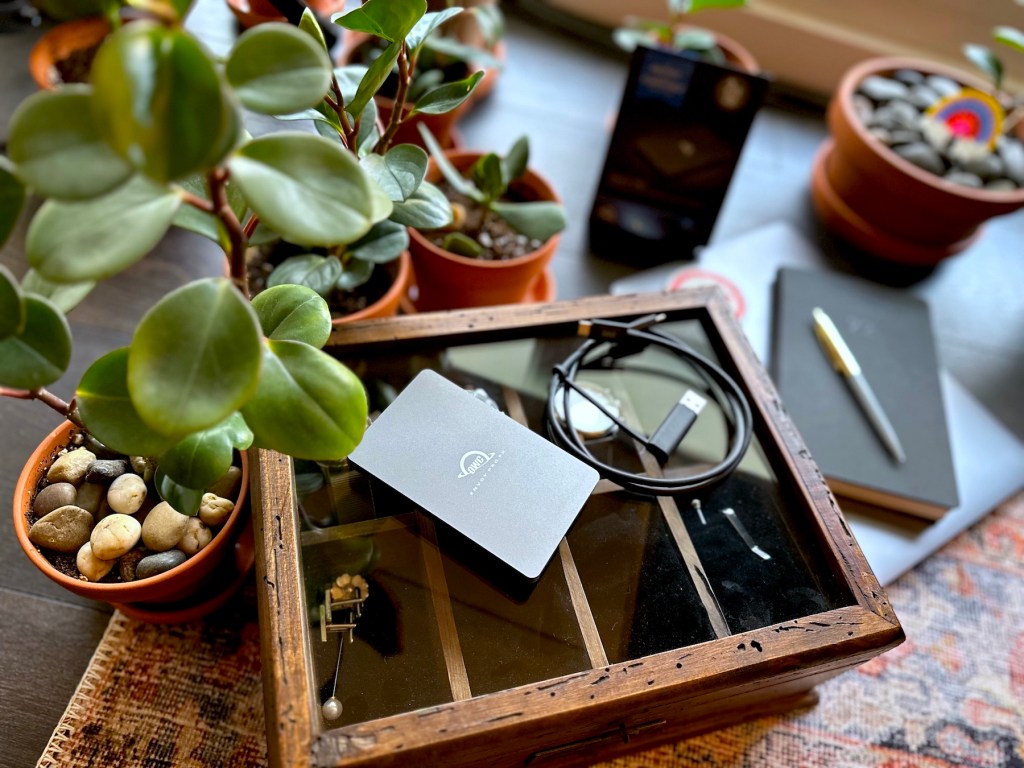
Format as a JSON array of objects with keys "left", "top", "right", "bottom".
[
  {"left": 964, "top": 24, "right": 1024, "bottom": 134},
  {"left": 419, "top": 126, "right": 567, "bottom": 258},
  {"left": 614, "top": 0, "right": 748, "bottom": 65}
]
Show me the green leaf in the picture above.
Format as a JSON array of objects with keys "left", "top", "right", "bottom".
[
  {"left": 469, "top": 3, "right": 503, "bottom": 48},
  {"left": 241, "top": 340, "right": 367, "bottom": 461},
  {"left": 964, "top": 43, "right": 1003, "bottom": 89},
  {"left": 411, "top": 70, "right": 484, "bottom": 115},
  {"left": 406, "top": 6, "right": 462, "bottom": 53},
  {"left": 227, "top": 23, "right": 332, "bottom": 116},
  {"left": 349, "top": 39, "right": 401, "bottom": 118},
  {"left": 75, "top": 347, "right": 176, "bottom": 457},
  {"left": 472, "top": 152, "right": 504, "bottom": 203},
  {"left": 389, "top": 180, "right": 453, "bottom": 228},
  {"left": 994, "top": 26, "right": 1024, "bottom": 54},
  {"left": 337, "top": 255, "right": 374, "bottom": 291},
  {"left": 502, "top": 136, "right": 529, "bottom": 187},
  {"left": 491, "top": 201, "right": 566, "bottom": 242},
  {"left": 91, "top": 22, "right": 234, "bottom": 183},
  {"left": 333, "top": 66, "right": 381, "bottom": 155},
  {"left": 27, "top": 176, "right": 181, "bottom": 283},
  {"left": 0, "top": 264, "right": 24, "bottom": 340},
  {"left": 0, "top": 159, "right": 25, "bottom": 249},
  {"left": 441, "top": 231, "right": 483, "bottom": 258},
  {"left": 333, "top": 0, "right": 425, "bottom": 43},
  {"left": 128, "top": 277, "right": 263, "bottom": 436},
  {"left": 417, "top": 124, "right": 482, "bottom": 200},
  {"left": 159, "top": 413, "right": 252, "bottom": 490},
  {"left": 348, "top": 219, "right": 408, "bottom": 263},
  {"left": 0, "top": 295, "right": 71, "bottom": 389},
  {"left": 21, "top": 269, "right": 95, "bottom": 314},
  {"left": 7, "top": 86, "right": 133, "bottom": 201},
  {"left": 155, "top": 469, "right": 205, "bottom": 516},
  {"left": 299, "top": 7, "right": 329, "bottom": 52},
  {"left": 228, "top": 132, "right": 377, "bottom": 246},
  {"left": 251, "top": 283, "right": 332, "bottom": 346},
  {"left": 361, "top": 144, "right": 428, "bottom": 202},
  {"left": 266, "top": 253, "right": 342, "bottom": 298}
]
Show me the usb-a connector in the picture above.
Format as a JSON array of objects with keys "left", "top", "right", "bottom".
[{"left": 648, "top": 389, "right": 707, "bottom": 464}]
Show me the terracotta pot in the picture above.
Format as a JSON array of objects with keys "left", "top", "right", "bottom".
[
  {"left": 408, "top": 151, "right": 562, "bottom": 311},
  {"left": 29, "top": 15, "right": 111, "bottom": 90},
  {"left": 811, "top": 57, "right": 1024, "bottom": 265},
  {"left": 14, "top": 421, "right": 250, "bottom": 608},
  {"left": 333, "top": 250, "right": 412, "bottom": 325}
]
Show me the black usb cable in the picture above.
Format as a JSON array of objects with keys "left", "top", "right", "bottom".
[{"left": 546, "top": 313, "right": 753, "bottom": 495}]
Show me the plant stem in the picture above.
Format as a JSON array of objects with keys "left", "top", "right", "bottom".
[
  {"left": 179, "top": 189, "right": 216, "bottom": 213},
  {"left": 329, "top": 75, "right": 356, "bottom": 150},
  {"left": 0, "top": 386, "right": 82, "bottom": 426},
  {"left": 208, "top": 168, "right": 249, "bottom": 298},
  {"left": 376, "top": 41, "right": 411, "bottom": 154},
  {"left": 242, "top": 212, "right": 261, "bottom": 240}
]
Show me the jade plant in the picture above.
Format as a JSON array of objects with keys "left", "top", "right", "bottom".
[
  {"left": 260, "top": 0, "right": 491, "bottom": 303},
  {"left": 0, "top": 0, "right": 424, "bottom": 515},
  {"left": 418, "top": 126, "right": 567, "bottom": 258},
  {"left": 613, "top": 0, "right": 748, "bottom": 65},
  {"left": 964, "top": 24, "right": 1024, "bottom": 134}
]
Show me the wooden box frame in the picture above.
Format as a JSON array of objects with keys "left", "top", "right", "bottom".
[{"left": 251, "top": 290, "right": 903, "bottom": 768}]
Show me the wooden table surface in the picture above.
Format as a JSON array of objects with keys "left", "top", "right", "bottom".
[{"left": 1, "top": 3, "right": 1022, "bottom": 766}]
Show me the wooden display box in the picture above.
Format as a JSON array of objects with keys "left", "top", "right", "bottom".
[{"left": 251, "top": 290, "right": 903, "bottom": 768}]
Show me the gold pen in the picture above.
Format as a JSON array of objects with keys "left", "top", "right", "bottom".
[{"left": 811, "top": 307, "right": 906, "bottom": 464}]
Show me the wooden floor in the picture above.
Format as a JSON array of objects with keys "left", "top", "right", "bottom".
[{"left": 1, "top": 3, "right": 1023, "bottom": 766}]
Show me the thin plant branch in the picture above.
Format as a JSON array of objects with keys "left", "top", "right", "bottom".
[
  {"left": 208, "top": 168, "right": 249, "bottom": 298},
  {"left": 376, "top": 41, "right": 411, "bottom": 154}
]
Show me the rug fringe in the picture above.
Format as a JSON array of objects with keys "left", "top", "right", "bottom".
[{"left": 36, "top": 611, "right": 130, "bottom": 768}]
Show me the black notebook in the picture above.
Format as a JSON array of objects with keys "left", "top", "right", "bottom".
[{"left": 771, "top": 268, "right": 958, "bottom": 520}]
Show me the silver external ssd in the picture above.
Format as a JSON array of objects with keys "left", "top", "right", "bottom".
[{"left": 348, "top": 370, "right": 600, "bottom": 580}]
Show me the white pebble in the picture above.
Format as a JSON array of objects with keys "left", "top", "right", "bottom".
[
  {"left": 76, "top": 542, "right": 115, "bottom": 582},
  {"left": 107, "top": 473, "right": 147, "bottom": 515},
  {"left": 90, "top": 514, "right": 141, "bottom": 560},
  {"left": 178, "top": 517, "right": 212, "bottom": 556},
  {"left": 198, "top": 493, "right": 234, "bottom": 527}
]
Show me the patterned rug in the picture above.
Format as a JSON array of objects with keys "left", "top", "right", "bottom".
[{"left": 39, "top": 494, "right": 1024, "bottom": 768}]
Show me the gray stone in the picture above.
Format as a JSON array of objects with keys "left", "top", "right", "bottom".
[
  {"left": 207, "top": 465, "right": 242, "bottom": 500},
  {"left": 859, "top": 75, "right": 910, "bottom": 102},
  {"left": 33, "top": 483, "right": 76, "bottom": 517},
  {"left": 85, "top": 459, "right": 129, "bottom": 483},
  {"left": 955, "top": 152, "right": 1004, "bottom": 180},
  {"left": 46, "top": 448, "right": 96, "bottom": 485},
  {"left": 869, "top": 100, "right": 919, "bottom": 131},
  {"left": 73, "top": 482, "right": 105, "bottom": 517},
  {"left": 889, "top": 129, "right": 922, "bottom": 146},
  {"left": 893, "top": 68, "right": 925, "bottom": 86},
  {"left": 944, "top": 170, "right": 984, "bottom": 188},
  {"left": 76, "top": 542, "right": 115, "bottom": 582},
  {"left": 893, "top": 142, "right": 946, "bottom": 175},
  {"left": 925, "top": 75, "right": 962, "bottom": 98},
  {"left": 997, "top": 137, "right": 1024, "bottom": 184},
  {"left": 90, "top": 514, "right": 141, "bottom": 560},
  {"left": 136, "top": 550, "right": 187, "bottom": 580},
  {"left": 199, "top": 493, "right": 234, "bottom": 527},
  {"left": 107, "top": 473, "right": 147, "bottom": 515},
  {"left": 907, "top": 84, "right": 941, "bottom": 110},
  {"left": 985, "top": 178, "right": 1019, "bottom": 191},
  {"left": 142, "top": 501, "right": 189, "bottom": 552},
  {"left": 852, "top": 94, "right": 874, "bottom": 125},
  {"left": 178, "top": 517, "right": 212, "bottom": 556},
  {"left": 868, "top": 126, "right": 892, "bottom": 145},
  {"left": 28, "top": 505, "right": 93, "bottom": 553}
]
